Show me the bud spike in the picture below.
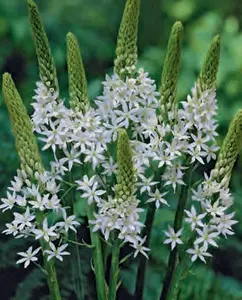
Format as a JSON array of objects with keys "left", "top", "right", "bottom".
[
  {"left": 67, "top": 32, "right": 89, "bottom": 113},
  {"left": 211, "top": 110, "right": 242, "bottom": 187},
  {"left": 114, "top": 0, "right": 140, "bottom": 78},
  {"left": 27, "top": 0, "right": 59, "bottom": 93},
  {"left": 2, "top": 73, "right": 43, "bottom": 175},
  {"left": 198, "top": 35, "right": 220, "bottom": 92},
  {"left": 115, "top": 129, "right": 135, "bottom": 200},
  {"left": 160, "top": 21, "right": 183, "bottom": 118}
]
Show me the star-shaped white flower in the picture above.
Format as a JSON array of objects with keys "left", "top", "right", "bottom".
[
  {"left": 147, "top": 189, "right": 168, "bottom": 209},
  {"left": 186, "top": 244, "right": 212, "bottom": 263},
  {"left": 16, "top": 246, "right": 41, "bottom": 268},
  {"left": 44, "top": 242, "right": 70, "bottom": 261},
  {"left": 33, "top": 218, "right": 57, "bottom": 242},
  {"left": 184, "top": 206, "right": 206, "bottom": 231},
  {"left": 164, "top": 226, "right": 183, "bottom": 250},
  {"left": 195, "top": 225, "right": 219, "bottom": 248}
]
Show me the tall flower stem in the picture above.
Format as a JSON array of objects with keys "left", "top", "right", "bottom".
[
  {"left": 68, "top": 173, "right": 84, "bottom": 300},
  {"left": 42, "top": 246, "right": 62, "bottom": 300},
  {"left": 36, "top": 213, "right": 62, "bottom": 300},
  {"left": 160, "top": 165, "right": 192, "bottom": 300},
  {"left": 135, "top": 202, "right": 156, "bottom": 299},
  {"left": 164, "top": 237, "right": 195, "bottom": 300},
  {"left": 109, "top": 238, "right": 120, "bottom": 300},
  {"left": 87, "top": 203, "right": 107, "bottom": 300}
]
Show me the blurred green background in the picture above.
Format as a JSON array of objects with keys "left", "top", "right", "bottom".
[{"left": 1, "top": 0, "right": 242, "bottom": 299}]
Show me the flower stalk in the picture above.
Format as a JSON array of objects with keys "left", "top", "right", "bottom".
[
  {"left": 87, "top": 203, "right": 107, "bottom": 300},
  {"left": 160, "top": 163, "right": 193, "bottom": 300},
  {"left": 108, "top": 238, "right": 120, "bottom": 300},
  {"left": 135, "top": 202, "right": 156, "bottom": 300},
  {"left": 2, "top": 73, "right": 62, "bottom": 300}
]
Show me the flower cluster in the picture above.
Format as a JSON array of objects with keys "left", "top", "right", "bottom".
[
  {"left": 1, "top": 61, "right": 238, "bottom": 267},
  {"left": 0, "top": 167, "right": 79, "bottom": 267}
]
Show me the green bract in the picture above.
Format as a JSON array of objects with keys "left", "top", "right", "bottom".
[
  {"left": 160, "top": 21, "right": 183, "bottom": 117},
  {"left": 198, "top": 35, "right": 220, "bottom": 92},
  {"left": 114, "top": 0, "right": 140, "bottom": 78},
  {"left": 2, "top": 73, "right": 43, "bottom": 176},
  {"left": 67, "top": 32, "right": 89, "bottom": 113},
  {"left": 212, "top": 109, "right": 242, "bottom": 187},
  {"left": 27, "top": 0, "right": 59, "bottom": 93},
  {"left": 115, "top": 129, "right": 135, "bottom": 200}
]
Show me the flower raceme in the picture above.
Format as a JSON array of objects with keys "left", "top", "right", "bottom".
[
  {"left": 2, "top": 60, "right": 239, "bottom": 266},
  {"left": 1, "top": 0, "right": 242, "bottom": 300}
]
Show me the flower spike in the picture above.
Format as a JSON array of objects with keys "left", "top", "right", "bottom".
[
  {"left": 67, "top": 32, "right": 89, "bottom": 113},
  {"left": 198, "top": 35, "right": 220, "bottom": 92},
  {"left": 115, "top": 129, "right": 136, "bottom": 200},
  {"left": 2, "top": 73, "right": 43, "bottom": 175},
  {"left": 114, "top": 0, "right": 140, "bottom": 78},
  {"left": 27, "top": 0, "right": 59, "bottom": 93},
  {"left": 160, "top": 21, "right": 183, "bottom": 118},
  {"left": 211, "top": 110, "right": 242, "bottom": 187}
]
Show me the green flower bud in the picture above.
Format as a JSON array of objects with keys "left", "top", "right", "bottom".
[
  {"left": 2, "top": 73, "right": 43, "bottom": 175},
  {"left": 27, "top": 0, "right": 59, "bottom": 93},
  {"left": 198, "top": 35, "right": 220, "bottom": 92},
  {"left": 211, "top": 110, "right": 242, "bottom": 187},
  {"left": 116, "top": 129, "right": 136, "bottom": 200},
  {"left": 160, "top": 21, "right": 183, "bottom": 117},
  {"left": 67, "top": 32, "right": 89, "bottom": 113},
  {"left": 114, "top": 0, "right": 140, "bottom": 78}
]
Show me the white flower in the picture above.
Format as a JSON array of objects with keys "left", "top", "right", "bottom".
[
  {"left": 44, "top": 242, "right": 70, "bottom": 261},
  {"left": 29, "top": 194, "right": 49, "bottom": 211},
  {"left": 190, "top": 132, "right": 208, "bottom": 151},
  {"left": 195, "top": 225, "right": 219, "bottom": 248},
  {"left": 203, "top": 144, "right": 219, "bottom": 163},
  {"left": 60, "top": 147, "right": 82, "bottom": 171},
  {"left": 115, "top": 101, "right": 139, "bottom": 128},
  {"left": 187, "top": 146, "right": 206, "bottom": 165},
  {"left": 13, "top": 207, "right": 35, "bottom": 231},
  {"left": 56, "top": 210, "right": 80, "bottom": 232},
  {"left": 146, "top": 189, "right": 168, "bottom": 209},
  {"left": 9, "top": 175, "right": 23, "bottom": 192},
  {"left": 131, "top": 236, "right": 150, "bottom": 258},
  {"left": 164, "top": 226, "right": 183, "bottom": 250},
  {"left": 186, "top": 244, "right": 212, "bottom": 263},
  {"left": 184, "top": 206, "right": 206, "bottom": 231},
  {"left": 205, "top": 200, "right": 226, "bottom": 217},
  {"left": 0, "top": 192, "right": 16, "bottom": 212},
  {"left": 192, "top": 184, "right": 205, "bottom": 202},
  {"left": 162, "top": 167, "right": 185, "bottom": 192},
  {"left": 102, "top": 157, "right": 118, "bottom": 176},
  {"left": 45, "top": 179, "right": 60, "bottom": 194},
  {"left": 136, "top": 175, "right": 158, "bottom": 194},
  {"left": 16, "top": 246, "right": 41, "bottom": 268},
  {"left": 211, "top": 212, "right": 238, "bottom": 237},
  {"left": 83, "top": 144, "right": 105, "bottom": 170},
  {"left": 81, "top": 181, "right": 106, "bottom": 205},
  {"left": 33, "top": 218, "right": 57, "bottom": 242},
  {"left": 45, "top": 194, "right": 61, "bottom": 210},
  {"left": 76, "top": 175, "right": 96, "bottom": 191},
  {"left": 3, "top": 222, "right": 19, "bottom": 236}
]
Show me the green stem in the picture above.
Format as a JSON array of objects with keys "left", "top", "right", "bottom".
[
  {"left": 109, "top": 238, "right": 120, "bottom": 300},
  {"left": 68, "top": 173, "right": 85, "bottom": 300},
  {"left": 36, "top": 212, "right": 62, "bottom": 300},
  {"left": 135, "top": 202, "right": 156, "bottom": 299},
  {"left": 160, "top": 164, "right": 192, "bottom": 300},
  {"left": 87, "top": 203, "right": 107, "bottom": 300},
  {"left": 43, "top": 249, "right": 62, "bottom": 300},
  {"left": 164, "top": 237, "right": 194, "bottom": 300}
]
